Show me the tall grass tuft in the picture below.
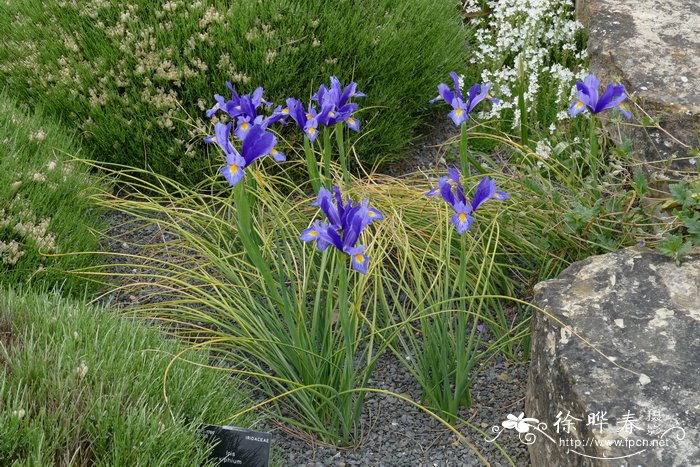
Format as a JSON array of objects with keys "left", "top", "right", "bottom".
[
  {"left": 79, "top": 161, "right": 396, "bottom": 446},
  {"left": 75, "top": 132, "right": 651, "bottom": 451}
]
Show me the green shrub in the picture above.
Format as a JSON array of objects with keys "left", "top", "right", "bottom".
[
  {"left": 0, "top": 0, "right": 467, "bottom": 184},
  {"left": 0, "top": 92, "right": 105, "bottom": 294},
  {"left": 0, "top": 288, "right": 256, "bottom": 466}
]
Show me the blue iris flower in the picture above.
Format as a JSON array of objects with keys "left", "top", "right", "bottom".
[
  {"left": 426, "top": 169, "right": 509, "bottom": 234},
  {"left": 204, "top": 122, "right": 280, "bottom": 186},
  {"left": 430, "top": 72, "right": 499, "bottom": 126},
  {"left": 283, "top": 98, "right": 320, "bottom": 142},
  {"left": 206, "top": 82, "right": 272, "bottom": 119},
  {"left": 311, "top": 76, "right": 365, "bottom": 131},
  {"left": 300, "top": 186, "right": 383, "bottom": 274},
  {"left": 569, "top": 74, "right": 632, "bottom": 118}
]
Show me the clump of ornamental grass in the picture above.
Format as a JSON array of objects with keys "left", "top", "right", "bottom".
[
  {"left": 0, "top": 92, "right": 106, "bottom": 295},
  {"left": 77, "top": 159, "right": 391, "bottom": 446},
  {"left": 375, "top": 170, "right": 531, "bottom": 423},
  {"left": 0, "top": 287, "right": 256, "bottom": 465},
  {"left": 75, "top": 75, "right": 529, "bottom": 453},
  {"left": 74, "top": 135, "right": 647, "bottom": 458},
  {"left": 0, "top": 0, "right": 466, "bottom": 184}
]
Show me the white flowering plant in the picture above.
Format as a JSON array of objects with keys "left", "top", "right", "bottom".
[{"left": 462, "top": 0, "right": 588, "bottom": 135}]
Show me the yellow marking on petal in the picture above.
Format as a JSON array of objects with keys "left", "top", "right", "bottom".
[
  {"left": 354, "top": 254, "right": 365, "bottom": 263},
  {"left": 211, "top": 136, "right": 217, "bottom": 142},
  {"left": 329, "top": 111, "right": 336, "bottom": 117},
  {"left": 308, "top": 127, "right": 316, "bottom": 135},
  {"left": 347, "top": 118, "right": 355, "bottom": 125},
  {"left": 282, "top": 108, "right": 289, "bottom": 114},
  {"left": 235, "top": 105, "right": 241, "bottom": 109},
  {"left": 368, "top": 210, "right": 376, "bottom": 217},
  {"left": 575, "top": 101, "right": 584, "bottom": 109},
  {"left": 455, "top": 108, "right": 463, "bottom": 116},
  {"left": 309, "top": 230, "right": 318, "bottom": 236},
  {"left": 230, "top": 164, "right": 239, "bottom": 173},
  {"left": 306, "top": 113, "right": 313, "bottom": 119},
  {"left": 619, "top": 103, "right": 627, "bottom": 110},
  {"left": 241, "top": 122, "right": 249, "bottom": 130},
  {"left": 271, "top": 148, "right": 278, "bottom": 155},
  {"left": 459, "top": 213, "right": 467, "bottom": 223}
]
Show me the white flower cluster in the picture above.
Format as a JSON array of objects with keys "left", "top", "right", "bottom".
[
  {"left": 14, "top": 217, "right": 57, "bottom": 253},
  {"left": 0, "top": 198, "right": 58, "bottom": 268},
  {"left": 464, "top": 0, "right": 588, "bottom": 126},
  {"left": 0, "top": 240, "right": 24, "bottom": 266}
]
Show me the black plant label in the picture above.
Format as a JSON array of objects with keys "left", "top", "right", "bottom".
[{"left": 202, "top": 425, "right": 271, "bottom": 466}]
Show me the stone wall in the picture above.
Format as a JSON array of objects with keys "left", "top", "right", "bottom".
[
  {"left": 526, "top": 248, "right": 699, "bottom": 466},
  {"left": 576, "top": 0, "right": 699, "bottom": 194}
]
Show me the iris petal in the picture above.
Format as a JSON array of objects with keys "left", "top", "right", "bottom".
[
  {"left": 450, "top": 204, "right": 474, "bottom": 234},
  {"left": 241, "top": 124, "right": 277, "bottom": 166},
  {"left": 472, "top": 176, "right": 496, "bottom": 211},
  {"left": 450, "top": 71, "right": 464, "bottom": 100},
  {"left": 583, "top": 74, "right": 600, "bottom": 105},
  {"left": 220, "top": 154, "right": 246, "bottom": 186}
]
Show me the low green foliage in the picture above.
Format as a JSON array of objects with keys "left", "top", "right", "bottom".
[
  {"left": 657, "top": 181, "right": 700, "bottom": 262},
  {"left": 0, "top": 93, "right": 105, "bottom": 294},
  {"left": 0, "top": 288, "right": 256, "bottom": 466},
  {"left": 657, "top": 234, "right": 693, "bottom": 263},
  {"left": 0, "top": 0, "right": 466, "bottom": 184}
]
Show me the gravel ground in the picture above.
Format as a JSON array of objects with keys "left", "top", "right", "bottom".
[
  {"left": 383, "top": 119, "right": 462, "bottom": 176},
  {"left": 267, "top": 350, "right": 529, "bottom": 466},
  {"left": 97, "top": 116, "right": 531, "bottom": 466}
]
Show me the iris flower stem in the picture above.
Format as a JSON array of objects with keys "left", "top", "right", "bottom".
[
  {"left": 337, "top": 258, "right": 356, "bottom": 442},
  {"left": 311, "top": 249, "right": 330, "bottom": 358},
  {"left": 589, "top": 117, "right": 599, "bottom": 164},
  {"left": 233, "top": 181, "right": 284, "bottom": 308},
  {"left": 517, "top": 52, "right": 529, "bottom": 148},
  {"left": 446, "top": 234, "right": 468, "bottom": 422},
  {"left": 440, "top": 220, "right": 453, "bottom": 413},
  {"left": 335, "top": 127, "right": 349, "bottom": 189},
  {"left": 458, "top": 219, "right": 500, "bottom": 409},
  {"left": 322, "top": 128, "right": 333, "bottom": 188},
  {"left": 303, "top": 137, "right": 321, "bottom": 193},
  {"left": 460, "top": 122, "right": 486, "bottom": 175}
]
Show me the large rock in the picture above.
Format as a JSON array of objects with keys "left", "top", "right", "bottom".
[
  {"left": 526, "top": 248, "right": 699, "bottom": 466},
  {"left": 576, "top": 0, "right": 699, "bottom": 193}
]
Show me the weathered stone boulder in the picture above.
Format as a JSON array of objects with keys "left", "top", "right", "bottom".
[
  {"left": 576, "top": 0, "right": 699, "bottom": 193},
  {"left": 526, "top": 248, "right": 699, "bottom": 466}
]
